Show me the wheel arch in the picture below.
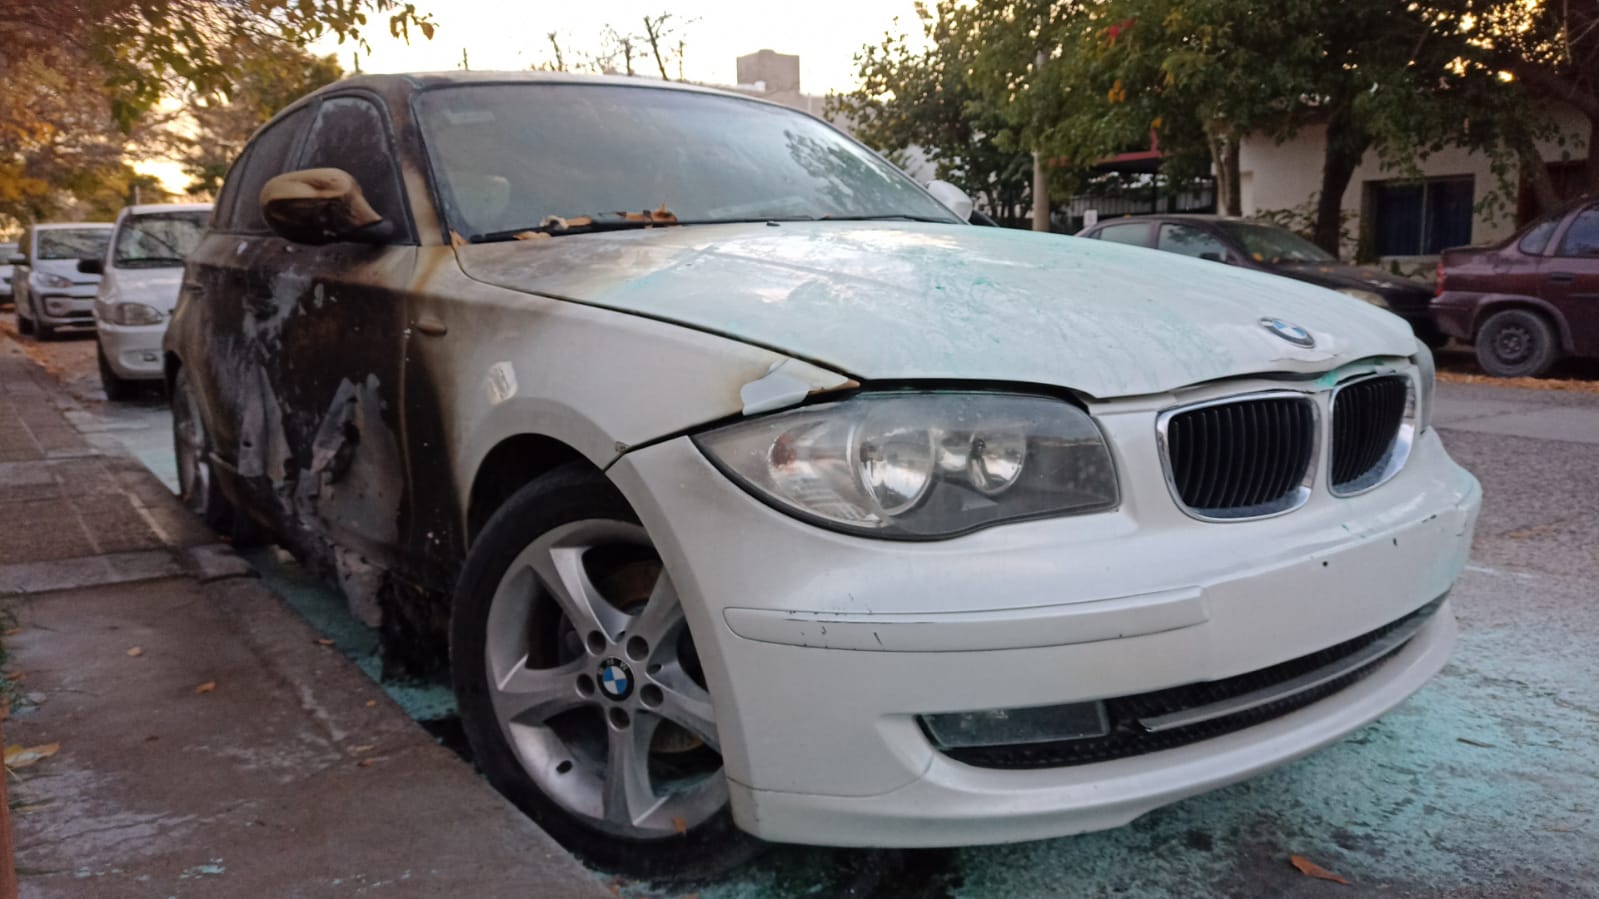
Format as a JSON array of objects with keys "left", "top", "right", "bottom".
[
  {"left": 465, "top": 433, "right": 600, "bottom": 545},
  {"left": 1472, "top": 296, "right": 1575, "bottom": 354}
]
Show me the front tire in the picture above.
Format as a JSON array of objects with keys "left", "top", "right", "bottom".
[
  {"left": 98, "top": 342, "right": 136, "bottom": 401},
  {"left": 1476, "top": 308, "right": 1559, "bottom": 378},
  {"left": 451, "top": 465, "right": 759, "bottom": 878}
]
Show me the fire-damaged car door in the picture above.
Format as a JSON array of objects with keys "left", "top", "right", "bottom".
[{"left": 247, "top": 93, "right": 420, "bottom": 626}]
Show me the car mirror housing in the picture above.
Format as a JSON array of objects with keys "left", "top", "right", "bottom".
[
  {"left": 260, "top": 168, "right": 391, "bottom": 245},
  {"left": 925, "top": 179, "right": 975, "bottom": 223},
  {"left": 77, "top": 257, "right": 104, "bottom": 275}
]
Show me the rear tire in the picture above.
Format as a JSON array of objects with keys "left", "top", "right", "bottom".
[
  {"left": 451, "top": 465, "right": 761, "bottom": 879},
  {"left": 171, "top": 365, "right": 257, "bottom": 542},
  {"left": 98, "top": 342, "right": 136, "bottom": 401},
  {"left": 1475, "top": 308, "right": 1559, "bottom": 378}
]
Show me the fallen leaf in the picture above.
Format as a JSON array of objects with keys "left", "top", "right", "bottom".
[
  {"left": 671, "top": 816, "right": 687, "bottom": 834},
  {"left": 365, "top": 700, "right": 377, "bottom": 708},
  {"left": 4, "top": 742, "right": 60, "bottom": 769},
  {"left": 144, "top": 735, "right": 159, "bottom": 743},
  {"left": 6, "top": 671, "right": 25, "bottom": 682},
  {"left": 194, "top": 681, "right": 216, "bottom": 694},
  {"left": 1290, "top": 855, "right": 1350, "bottom": 885},
  {"left": 349, "top": 743, "right": 376, "bottom": 754},
  {"left": 315, "top": 638, "right": 335, "bottom": 646},
  {"left": 3, "top": 627, "right": 20, "bottom": 636},
  {"left": 126, "top": 647, "right": 143, "bottom": 657},
  {"left": 357, "top": 758, "right": 375, "bottom": 768},
  {"left": 449, "top": 230, "right": 468, "bottom": 248}
]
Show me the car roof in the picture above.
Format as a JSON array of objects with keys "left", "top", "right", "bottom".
[
  {"left": 33, "top": 222, "right": 114, "bottom": 230},
  {"left": 298, "top": 70, "right": 800, "bottom": 113},
  {"left": 123, "top": 203, "right": 212, "bottom": 216}
]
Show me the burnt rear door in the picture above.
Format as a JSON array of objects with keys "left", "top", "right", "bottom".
[{"left": 256, "top": 93, "right": 420, "bottom": 624}]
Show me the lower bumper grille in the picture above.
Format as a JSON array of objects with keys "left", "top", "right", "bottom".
[{"left": 939, "top": 597, "right": 1443, "bottom": 770}]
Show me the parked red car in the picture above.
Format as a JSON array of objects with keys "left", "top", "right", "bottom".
[{"left": 1434, "top": 195, "right": 1599, "bottom": 377}]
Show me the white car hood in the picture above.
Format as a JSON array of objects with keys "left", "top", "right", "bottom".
[
  {"left": 101, "top": 266, "right": 183, "bottom": 312},
  {"left": 457, "top": 221, "right": 1417, "bottom": 399}
]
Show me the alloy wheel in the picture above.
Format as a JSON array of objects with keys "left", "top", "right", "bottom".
[{"left": 483, "top": 519, "right": 726, "bottom": 838}]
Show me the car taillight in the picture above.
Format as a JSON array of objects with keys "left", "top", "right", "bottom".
[{"left": 1435, "top": 260, "right": 1445, "bottom": 296}]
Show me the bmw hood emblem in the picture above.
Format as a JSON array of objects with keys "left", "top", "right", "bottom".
[
  {"left": 598, "top": 658, "right": 633, "bottom": 701},
  {"left": 1260, "top": 317, "right": 1316, "bottom": 348}
]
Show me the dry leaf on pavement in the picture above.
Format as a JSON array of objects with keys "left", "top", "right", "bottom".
[
  {"left": 315, "top": 638, "right": 335, "bottom": 646},
  {"left": 194, "top": 681, "right": 216, "bottom": 694},
  {"left": 3, "top": 627, "right": 20, "bottom": 636},
  {"left": 126, "top": 647, "right": 143, "bottom": 657},
  {"left": 4, "top": 742, "right": 61, "bottom": 769},
  {"left": 671, "top": 816, "right": 688, "bottom": 834},
  {"left": 6, "top": 671, "right": 25, "bottom": 682},
  {"left": 1290, "top": 854, "right": 1351, "bottom": 885},
  {"left": 357, "top": 758, "right": 376, "bottom": 768}
]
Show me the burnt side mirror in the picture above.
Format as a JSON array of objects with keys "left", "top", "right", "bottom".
[
  {"left": 77, "top": 257, "right": 104, "bottom": 275},
  {"left": 260, "top": 168, "right": 391, "bottom": 246}
]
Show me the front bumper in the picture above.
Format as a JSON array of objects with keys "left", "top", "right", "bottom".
[
  {"left": 608, "top": 375, "right": 1480, "bottom": 847},
  {"left": 97, "top": 322, "right": 168, "bottom": 380},
  {"left": 31, "top": 285, "right": 98, "bottom": 327}
]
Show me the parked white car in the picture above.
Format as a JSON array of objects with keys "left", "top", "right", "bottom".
[
  {"left": 0, "top": 242, "right": 17, "bottom": 306},
  {"left": 12, "top": 222, "right": 113, "bottom": 338},
  {"left": 165, "top": 73, "right": 1482, "bottom": 877},
  {"left": 85, "top": 204, "right": 213, "bottom": 399}
]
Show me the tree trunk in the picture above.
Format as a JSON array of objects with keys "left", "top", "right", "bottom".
[
  {"left": 1584, "top": 113, "right": 1599, "bottom": 196},
  {"left": 1314, "top": 106, "right": 1367, "bottom": 257},
  {"left": 1205, "top": 123, "right": 1244, "bottom": 217},
  {"left": 1513, "top": 129, "right": 1561, "bottom": 217}
]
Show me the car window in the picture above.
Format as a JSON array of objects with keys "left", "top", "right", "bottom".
[
  {"left": 218, "top": 106, "right": 311, "bottom": 233},
  {"left": 114, "top": 211, "right": 211, "bottom": 268},
  {"left": 1158, "top": 223, "right": 1229, "bottom": 260},
  {"left": 415, "top": 83, "right": 959, "bottom": 239},
  {"left": 299, "top": 96, "right": 408, "bottom": 235},
  {"left": 1517, "top": 216, "right": 1560, "bottom": 255},
  {"left": 1557, "top": 206, "right": 1599, "bottom": 257},
  {"left": 35, "top": 228, "right": 111, "bottom": 260},
  {"left": 1093, "top": 223, "right": 1151, "bottom": 246},
  {"left": 1215, "top": 221, "right": 1334, "bottom": 263}
]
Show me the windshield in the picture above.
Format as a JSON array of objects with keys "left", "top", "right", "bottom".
[
  {"left": 1216, "top": 222, "right": 1335, "bottom": 263},
  {"left": 114, "top": 211, "right": 210, "bottom": 267},
  {"left": 415, "top": 83, "right": 959, "bottom": 240},
  {"left": 36, "top": 228, "right": 111, "bottom": 260}
]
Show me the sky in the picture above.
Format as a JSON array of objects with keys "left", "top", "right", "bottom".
[
  {"left": 324, "top": 0, "right": 925, "bottom": 94},
  {"left": 137, "top": 0, "right": 925, "bottom": 192}
]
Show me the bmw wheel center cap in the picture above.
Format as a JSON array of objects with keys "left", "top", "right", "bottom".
[
  {"left": 1260, "top": 317, "right": 1316, "bottom": 348},
  {"left": 598, "top": 658, "right": 633, "bottom": 701}
]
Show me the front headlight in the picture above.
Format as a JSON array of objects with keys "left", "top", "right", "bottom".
[
  {"left": 102, "top": 302, "right": 163, "bottom": 326},
  {"left": 1411, "top": 338, "right": 1436, "bottom": 432},
  {"left": 1336, "top": 287, "right": 1389, "bottom": 308},
  {"left": 36, "top": 272, "right": 73, "bottom": 289},
  {"left": 694, "top": 392, "right": 1119, "bottom": 538}
]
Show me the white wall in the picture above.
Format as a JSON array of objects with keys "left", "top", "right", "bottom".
[{"left": 1238, "top": 103, "right": 1590, "bottom": 258}]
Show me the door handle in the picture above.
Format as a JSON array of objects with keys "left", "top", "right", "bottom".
[
  {"left": 1548, "top": 271, "right": 1575, "bottom": 284},
  {"left": 414, "top": 315, "right": 447, "bottom": 337}
]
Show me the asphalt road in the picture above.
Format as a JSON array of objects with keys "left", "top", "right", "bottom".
[{"left": 8, "top": 323, "right": 1599, "bottom": 898}]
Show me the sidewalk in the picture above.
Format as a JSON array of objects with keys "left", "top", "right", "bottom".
[{"left": 0, "top": 341, "right": 610, "bottom": 898}]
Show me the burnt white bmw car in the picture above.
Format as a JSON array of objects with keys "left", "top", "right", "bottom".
[{"left": 165, "top": 72, "right": 1480, "bottom": 875}]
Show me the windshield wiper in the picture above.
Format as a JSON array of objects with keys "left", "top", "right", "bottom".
[
  {"left": 815, "top": 214, "right": 954, "bottom": 223},
  {"left": 470, "top": 211, "right": 820, "bottom": 244}
]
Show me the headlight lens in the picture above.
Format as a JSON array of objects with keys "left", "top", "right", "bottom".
[
  {"left": 36, "top": 272, "right": 73, "bottom": 289},
  {"left": 1336, "top": 287, "right": 1389, "bottom": 308},
  {"left": 102, "top": 302, "right": 163, "bottom": 326},
  {"left": 694, "top": 392, "right": 1119, "bottom": 538},
  {"left": 1412, "top": 338, "right": 1436, "bottom": 432}
]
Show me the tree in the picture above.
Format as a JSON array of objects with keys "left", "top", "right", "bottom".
[
  {"left": 182, "top": 40, "right": 344, "bottom": 195},
  {"left": 830, "top": 3, "right": 1035, "bottom": 225}
]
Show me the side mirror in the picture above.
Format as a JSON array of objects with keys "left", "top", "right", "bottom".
[
  {"left": 925, "top": 180, "right": 975, "bottom": 223},
  {"left": 260, "top": 168, "right": 389, "bottom": 245},
  {"left": 77, "top": 257, "right": 105, "bottom": 275}
]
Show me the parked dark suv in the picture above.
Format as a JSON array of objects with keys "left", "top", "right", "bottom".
[
  {"left": 1077, "top": 215, "right": 1444, "bottom": 346},
  {"left": 1433, "top": 196, "right": 1599, "bottom": 378}
]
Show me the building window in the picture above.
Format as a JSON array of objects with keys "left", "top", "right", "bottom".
[{"left": 1369, "top": 176, "right": 1474, "bottom": 256}]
